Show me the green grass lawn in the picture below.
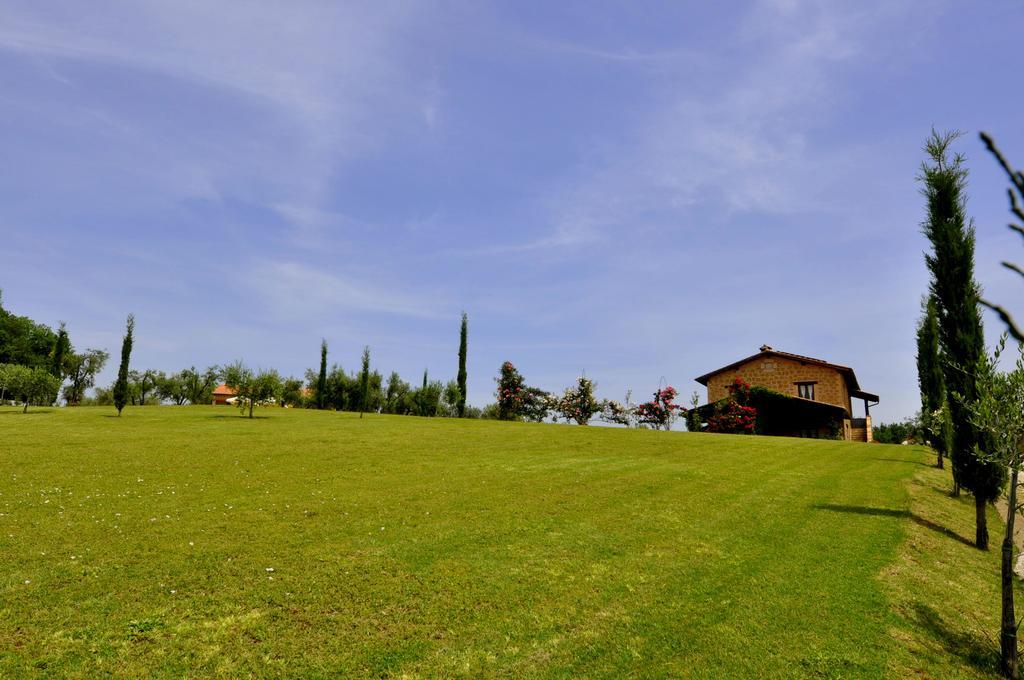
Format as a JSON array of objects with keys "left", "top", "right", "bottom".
[{"left": 0, "top": 406, "right": 1012, "bottom": 677}]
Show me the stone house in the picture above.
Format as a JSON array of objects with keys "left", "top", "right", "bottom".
[{"left": 694, "top": 345, "right": 878, "bottom": 441}]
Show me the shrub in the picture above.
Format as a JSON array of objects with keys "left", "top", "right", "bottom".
[
  {"left": 551, "top": 377, "right": 603, "bottom": 425},
  {"left": 495, "top": 362, "right": 548, "bottom": 421},
  {"left": 636, "top": 386, "right": 684, "bottom": 430},
  {"left": 706, "top": 377, "right": 757, "bottom": 434}
]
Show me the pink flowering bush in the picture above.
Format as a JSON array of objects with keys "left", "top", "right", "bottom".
[
  {"left": 706, "top": 376, "right": 757, "bottom": 434},
  {"left": 551, "top": 376, "right": 604, "bottom": 425},
  {"left": 495, "top": 361, "right": 548, "bottom": 421},
  {"left": 635, "top": 386, "right": 684, "bottom": 430}
]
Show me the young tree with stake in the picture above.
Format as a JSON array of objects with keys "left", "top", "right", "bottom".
[{"left": 959, "top": 337, "right": 1024, "bottom": 679}]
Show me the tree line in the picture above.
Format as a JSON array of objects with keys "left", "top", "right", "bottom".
[{"left": 913, "top": 129, "right": 1024, "bottom": 678}]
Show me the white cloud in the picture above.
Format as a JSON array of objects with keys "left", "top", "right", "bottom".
[
  {"left": 0, "top": 0, "right": 439, "bottom": 241},
  {"left": 244, "top": 261, "right": 449, "bottom": 321}
]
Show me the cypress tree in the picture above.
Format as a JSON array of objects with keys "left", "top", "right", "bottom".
[
  {"left": 420, "top": 369, "right": 428, "bottom": 416},
  {"left": 317, "top": 340, "right": 328, "bottom": 410},
  {"left": 457, "top": 312, "right": 468, "bottom": 418},
  {"left": 50, "top": 322, "right": 69, "bottom": 379},
  {"left": 112, "top": 314, "right": 135, "bottom": 416},
  {"left": 916, "top": 296, "right": 953, "bottom": 470},
  {"left": 359, "top": 346, "right": 370, "bottom": 418},
  {"left": 921, "top": 130, "right": 1005, "bottom": 549}
]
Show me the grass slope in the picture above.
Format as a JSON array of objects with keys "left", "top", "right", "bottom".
[{"left": 0, "top": 406, "right": 1012, "bottom": 677}]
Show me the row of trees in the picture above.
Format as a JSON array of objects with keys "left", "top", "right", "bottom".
[
  {"left": 914, "top": 130, "right": 1024, "bottom": 678},
  {"left": 0, "top": 293, "right": 112, "bottom": 407}
]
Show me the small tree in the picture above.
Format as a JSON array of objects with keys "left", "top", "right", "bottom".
[
  {"left": 686, "top": 391, "right": 704, "bottom": 432},
  {"left": 959, "top": 336, "right": 1024, "bottom": 679},
  {"left": 0, "top": 364, "right": 59, "bottom": 413},
  {"left": 62, "top": 349, "right": 109, "bottom": 405},
  {"left": 600, "top": 390, "right": 637, "bottom": 428},
  {"left": 442, "top": 379, "right": 462, "bottom": 417},
  {"left": 358, "top": 346, "right": 371, "bottom": 418},
  {"left": 551, "top": 376, "right": 604, "bottom": 425},
  {"left": 495, "top": 361, "right": 548, "bottom": 421},
  {"left": 280, "top": 377, "right": 305, "bottom": 407},
  {"left": 130, "top": 369, "right": 162, "bottom": 406},
  {"left": 50, "top": 322, "right": 70, "bottom": 400},
  {"left": 916, "top": 296, "right": 954, "bottom": 469},
  {"left": 496, "top": 361, "right": 527, "bottom": 421},
  {"left": 222, "top": 361, "right": 282, "bottom": 419},
  {"left": 180, "top": 366, "right": 219, "bottom": 405},
  {"left": 457, "top": 312, "right": 468, "bottom": 417},
  {"left": 112, "top": 314, "right": 135, "bottom": 416},
  {"left": 316, "top": 340, "right": 328, "bottom": 410}
]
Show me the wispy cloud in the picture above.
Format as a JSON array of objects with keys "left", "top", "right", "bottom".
[
  {"left": 515, "top": 0, "right": 915, "bottom": 254},
  {"left": 0, "top": 1, "right": 438, "bottom": 240},
  {"left": 244, "top": 261, "right": 449, "bottom": 321}
]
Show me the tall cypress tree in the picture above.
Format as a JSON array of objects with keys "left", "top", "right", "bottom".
[
  {"left": 916, "top": 296, "right": 953, "bottom": 470},
  {"left": 112, "top": 314, "right": 135, "bottom": 416},
  {"left": 921, "top": 130, "right": 1005, "bottom": 549},
  {"left": 50, "top": 322, "right": 69, "bottom": 379},
  {"left": 420, "top": 369, "right": 428, "bottom": 417},
  {"left": 358, "top": 346, "right": 370, "bottom": 418},
  {"left": 317, "top": 339, "right": 328, "bottom": 410},
  {"left": 457, "top": 312, "right": 468, "bottom": 418}
]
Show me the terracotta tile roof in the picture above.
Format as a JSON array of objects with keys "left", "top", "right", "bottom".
[
  {"left": 212, "top": 383, "right": 237, "bottom": 396},
  {"left": 695, "top": 345, "right": 878, "bottom": 402}
]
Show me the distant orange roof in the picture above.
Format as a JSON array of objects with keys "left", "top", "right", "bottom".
[{"left": 212, "top": 383, "right": 237, "bottom": 396}]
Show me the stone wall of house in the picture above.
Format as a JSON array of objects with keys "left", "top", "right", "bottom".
[{"left": 706, "top": 355, "right": 852, "bottom": 415}]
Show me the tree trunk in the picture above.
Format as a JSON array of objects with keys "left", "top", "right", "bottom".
[
  {"left": 23, "top": 398, "right": 29, "bottom": 413},
  {"left": 977, "top": 495, "right": 990, "bottom": 550},
  {"left": 953, "top": 480, "right": 961, "bottom": 497},
  {"left": 937, "top": 449, "right": 944, "bottom": 469},
  {"left": 1002, "top": 469, "right": 1019, "bottom": 679},
  {"left": 248, "top": 397, "right": 255, "bottom": 419}
]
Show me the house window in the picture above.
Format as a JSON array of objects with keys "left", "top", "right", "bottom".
[{"left": 797, "top": 382, "right": 816, "bottom": 400}]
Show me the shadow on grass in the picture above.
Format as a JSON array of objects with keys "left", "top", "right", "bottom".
[
  {"left": 0, "top": 410, "right": 54, "bottom": 415},
  {"left": 872, "top": 457, "right": 934, "bottom": 468},
  {"left": 813, "top": 504, "right": 975, "bottom": 547},
  {"left": 911, "top": 601, "right": 999, "bottom": 675},
  {"left": 206, "top": 414, "right": 271, "bottom": 420}
]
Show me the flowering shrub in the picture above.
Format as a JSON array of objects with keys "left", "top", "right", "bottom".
[
  {"left": 495, "top": 361, "right": 549, "bottom": 421},
  {"left": 601, "top": 397, "right": 637, "bottom": 428},
  {"left": 496, "top": 361, "right": 526, "bottom": 420},
  {"left": 551, "top": 376, "right": 604, "bottom": 425},
  {"left": 727, "top": 376, "right": 751, "bottom": 403},
  {"left": 706, "top": 376, "right": 757, "bottom": 434},
  {"left": 706, "top": 401, "right": 757, "bottom": 434},
  {"left": 635, "top": 386, "right": 684, "bottom": 430}
]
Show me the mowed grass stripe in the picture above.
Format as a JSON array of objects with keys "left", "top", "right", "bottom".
[{"left": 1, "top": 407, "right": 931, "bottom": 677}]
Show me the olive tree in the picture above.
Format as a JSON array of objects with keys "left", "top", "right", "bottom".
[
  {"left": 222, "top": 361, "right": 282, "bottom": 419},
  {"left": 959, "top": 337, "right": 1024, "bottom": 679},
  {"left": 0, "top": 364, "right": 60, "bottom": 413}
]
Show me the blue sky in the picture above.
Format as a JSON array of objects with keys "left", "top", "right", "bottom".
[{"left": 1, "top": 0, "right": 1022, "bottom": 422}]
